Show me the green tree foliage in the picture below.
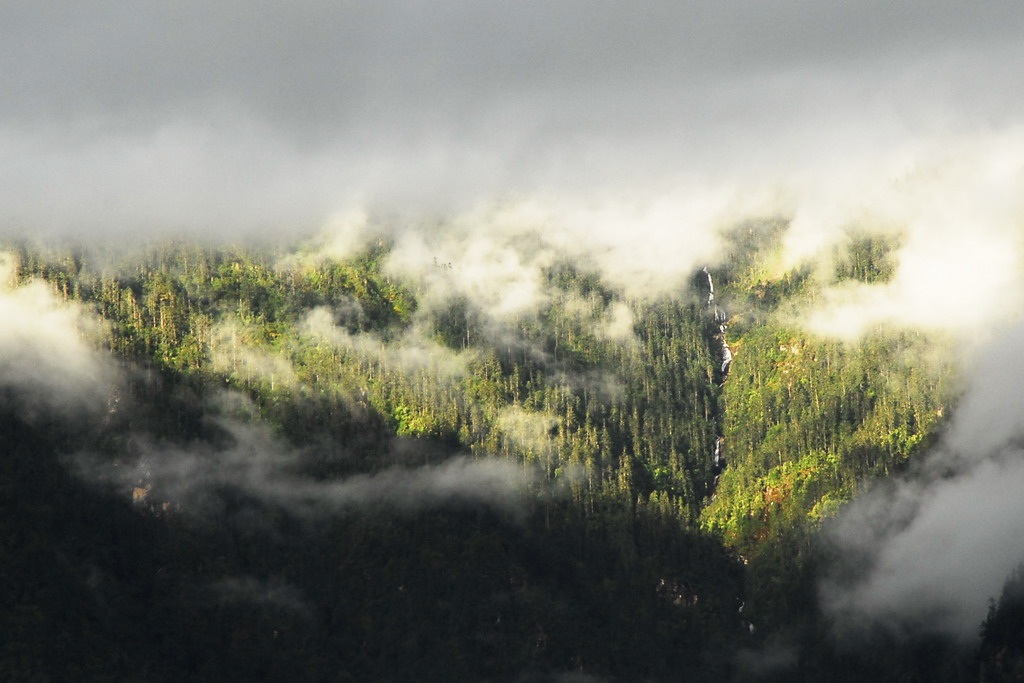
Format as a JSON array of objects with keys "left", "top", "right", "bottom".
[
  {"left": 832, "top": 232, "right": 902, "bottom": 283},
  {"left": 0, "top": 233, "right": 972, "bottom": 682}
]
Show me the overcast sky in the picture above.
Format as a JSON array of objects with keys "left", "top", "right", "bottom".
[{"left": 3, "top": 1, "right": 1023, "bottom": 240}]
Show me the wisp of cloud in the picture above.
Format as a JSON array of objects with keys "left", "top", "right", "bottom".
[{"left": 821, "top": 320, "right": 1024, "bottom": 643}]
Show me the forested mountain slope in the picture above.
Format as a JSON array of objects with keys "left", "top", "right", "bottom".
[{"left": 0, "top": 229, "right": 991, "bottom": 682}]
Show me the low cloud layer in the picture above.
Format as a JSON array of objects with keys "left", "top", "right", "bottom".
[
  {"left": 800, "top": 130, "right": 1024, "bottom": 341},
  {"left": 76, "top": 418, "right": 541, "bottom": 520},
  {"left": 314, "top": 129, "right": 1024, "bottom": 342},
  {"left": 821, "top": 321, "right": 1024, "bottom": 642},
  {"left": 301, "top": 305, "right": 472, "bottom": 380},
  {"left": 0, "top": 252, "right": 116, "bottom": 419}
]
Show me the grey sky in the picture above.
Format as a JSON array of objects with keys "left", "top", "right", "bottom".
[{"left": 3, "top": 1, "right": 1023, "bottom": 238}]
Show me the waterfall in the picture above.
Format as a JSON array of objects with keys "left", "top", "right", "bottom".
[
  {"left": 702, "top": 266, "right": 715, "bottom": 306},
  {"left": 702, "top": 267, "right": 732, "bottom": 384},
  {"left": 702, "top": 267, "right": 732, "bottom": 496},
  {"left": 721, "top": 340, "right": 733, "bottom": 375}
]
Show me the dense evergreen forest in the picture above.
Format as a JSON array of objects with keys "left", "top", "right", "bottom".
[{"left": 0, "top": 225, "right": 1013, "bottom": 681}]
